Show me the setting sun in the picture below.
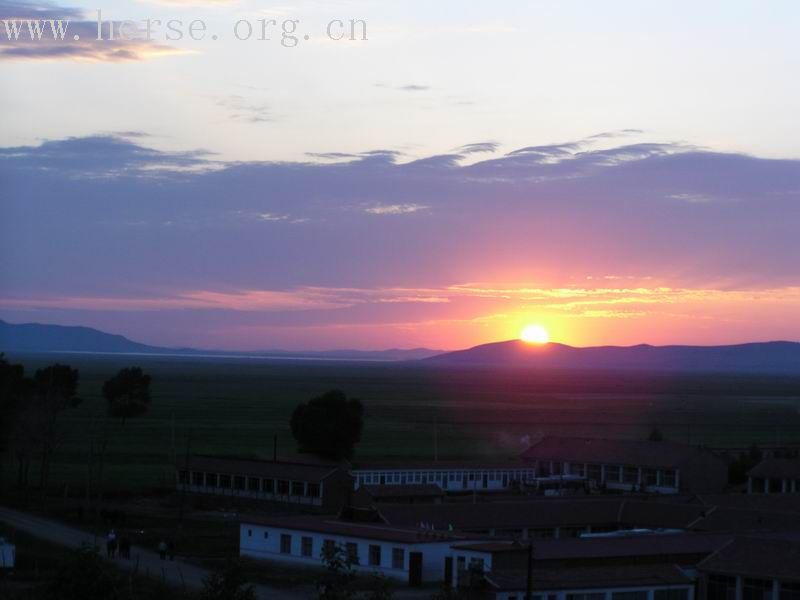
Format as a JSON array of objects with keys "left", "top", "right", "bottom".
[{"left": 520, "top": 324, "right": 550, "bottom": 345}]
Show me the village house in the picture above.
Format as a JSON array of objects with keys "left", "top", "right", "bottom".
[
  {"left": 349, "top": 459, "right": 554, "bottom": 493},
  {"left": 520, "top": 437, "right": 728, "bottom": 494},
  {"left": 696, "top": 536, "right": 800, "bottom": 600},
  {"left": 175, "top": 454, "right": 353, "bottom": 512},
  {"left": 238, "top": 513, "right": 481, "bottom": 586},
  {"left": 747, "top": 458, "right": 800, "bottom": 494}
]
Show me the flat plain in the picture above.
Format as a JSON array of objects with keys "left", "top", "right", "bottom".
[{"left": 5, "top": 351, "right": 800, "bottom": 491}]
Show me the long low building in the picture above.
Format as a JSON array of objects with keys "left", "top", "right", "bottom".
[
  {"left": 697, "top": 536, "right": 800, "bottom": 600},
  {"left": 350, "top": 459, "right": 560, "bottom": 492},
  {"left": 747, "top": 458, "right": 800, "bottom": 494},
  {"left": 239, "top": 513, "right": 480, "bottom": 586},
  {"left": 175, "top": 455, "right": 353, "bottom": 512},
  {"left": 484, "top": 564, "right": 696, "bottom": 600},
  {"left": 520, "top": 437, "right": 728, "bottom": 494}
]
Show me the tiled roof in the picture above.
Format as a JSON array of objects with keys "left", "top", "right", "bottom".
[
  {"left": 176, "top": 454, "right": 343, "bottom": 483},
  {"left": 520, "top": 436, "right": 714, "bottom": 469},
  {"left": 521, "top": 533, "right": 731, "bottom": 561},
  {"left": 698, "top": 536, "right": 800, "bottom": 582},
  {"left": 485, "top": 564, "right": 693, "bottom": 591},
  {"left": 748, "top": 458, "right": 800, "bottom": 480},
  {"left": 360, "top": 484, "right": 444, "bottom": 498},
  {"left": 240, "top": 514, "right": 471, "bottom": 544},
  {"left": 351, "top": 459, "right": 530, "bottom": 471},
  {"left": 378, "top": 499, "right": 625, "bottom": 530}
]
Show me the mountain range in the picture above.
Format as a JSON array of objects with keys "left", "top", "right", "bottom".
[
  {"left": 426, "top": 339, "right": 800, "bottom": 373},
  {"left": 0, "top": 320, "right": 441, "bottom": 362},
  {"left": 2, "top": 319, "right": 799, "bottom": 372}
]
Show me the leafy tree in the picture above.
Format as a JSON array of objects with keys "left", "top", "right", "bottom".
[
  {"left": 317, "top": 542, "right": 357, "bottom": 600},
  {"left": 103, "top": 367, "right": 152, "bottom": 425},
  {"left": 32, "top": 363, "right": 81, "bottom": 490},
  {"left": 199, "top": 558, "right": 256, "bottom": 600},
  {"left": 0, "top": 355, "right": 30, "bottom": 494},
  {"left": 290, "top": 389, "right": 364, "bottom": 460},
  {"left": 365, "top": 573, "right": 394, "bottom": 600},
  {"left": 47, "top": 545, "right": 122, "bottom": 600}
]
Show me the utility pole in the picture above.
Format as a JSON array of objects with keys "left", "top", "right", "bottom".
[
  {"left": 433, "top": 418, "right": 438, "bottom": 463},
  {"left": 525, "top": 541, "right": 534, "bottom": 600}
]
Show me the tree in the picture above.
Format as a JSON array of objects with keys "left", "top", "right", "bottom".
[
  {"left": 199, "top": 558, "right": 256, "bottom": 600},
  {"left": 32, "top": 363, "right": 81, "bottom": 490},
  {"left": 48, "top": 545, "right": 123, "bottom": 600},
  {"left": 647, "top": 426, "right": 664, "bottom": 442},
  {"left": 103, "top": 367, "right": 152, "bottom": 425},
  {"left": 317, "top": 542, "right": 357, "bottom": 600},
  {"left": 365, "top": 573, "right": 394, "bottom": 600},
  {"left": 290, "top": 389, "right": 364, "bottom": 460},
  {"left": 0, "top": 355, "right": 29, "bottom": 494}
]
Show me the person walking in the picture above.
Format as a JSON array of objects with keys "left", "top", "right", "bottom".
[{"left": 106, "top": 529, "right": 117, "bottom": 559}]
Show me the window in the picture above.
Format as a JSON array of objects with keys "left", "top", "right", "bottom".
[
  {"left": 307, "top": 483, "right": 321, "bottom": 497},
  {"left": 323, "top": 539, "right": 336, "bottom": 556},
  {"left": 280, "top": 534, "right": 292, "bottom": 554},
  {"left": 291, "top": 481, "right": 305, "bottom": 496},
  {"left": 469, "top": 558, "right": 485, "bottom": 574},
  {"left": 661, "top": 470, "right": 677, "bottom": 487},
  {"left": 569, "top": 463, "right": 585, "bottom": 477},
  {"left": 655, "top": 590, "right": 689, "bottom": 600},
  {"left": 247, "top": 477, "right": 260, "bottom": 492},
  {"left": 346, "top": 542, "right": 359, "bottom": 564},
  {"left": 263, "top": 531, "right": 269, "bottom": 539},
  {"left": 277, "top": 480, "right": 290, "bottom": 494},
  {"left": 391, "top": 548, "right": 404, "bottom": 569},
  {"left": 301, "top": 536, "right": 313, "bottom": 557},
  {"left": 530, "top": 528, "right": 555, "bottom": 538},
  {"left": 178, "top": 470, "right": 189, "bottom": 484},
  {"left": 368, "top": 545, "right": 381, "bottom": 566},
  {"left": 613, "top": 592, "right": 648, "bottom": 600},
  {"left": 605, "top": 465, "right": 622, "bottom": 483},
  {"left": 233, "top": 475, "right": 246, "bottom": 490},
  {"left": 205, "top": 472, "right": 218, "bottom": 488},
  {"left": 247, "top": 529, "right": 252, "bottom": 537},
  {"left": 191, "top": 471, "right": 203, "bottom": 486},
  {"left": 456, "top": 556, "right": 465, "bottom": 571},
  {"left": 707, "top": 575, "right": 737, "bottom": 600},
  {"left": 587, "top": 464, "right": 601, "bottom": 481},
  {"left": 623, "top": 466, "right": 639, "bottom": 484},
  {"left": 644, "top": 469, "right": 659, "bottom": 486},
  {"left": 219, "top": 474, "right": 231, "bottom": 488},
  {"left": 538, "top": 462, "right": 551, "bottom": 477},
  {"left": 743, "top": 578, "right": 773, "bottom": 600},
  {"left": 552, "top": 462, "right": 562, "bottom": 475},
  {"left": 782, "top": 582, "right": 800, "bottom": 600},
  {"left": 262, "top": 479, "right": 274, "bottom": 494}
]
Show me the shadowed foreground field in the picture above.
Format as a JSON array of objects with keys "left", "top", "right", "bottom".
[{"left": 4, "top": 352, "right": 800, "bottom": 491}]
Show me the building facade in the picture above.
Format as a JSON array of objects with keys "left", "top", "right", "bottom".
[
  {"left": 747, "top": 458, "right": 800, "bottom": 494},
  {"left": 175, "top": 455, "right": 353, "bottom": 512},
  {"left": 520, "top": 437, "right": 728, "bottom": 494}
]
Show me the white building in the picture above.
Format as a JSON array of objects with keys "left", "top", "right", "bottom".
[
  {"left": 239, "top": 514, "right": 481, "bottom": 586},
  {"left": 747, "top": 458, "right": 800, "bottom": 494},
  {"left": 350, "top": 460, "right": 581, "bottom": 492},
  {"left": 0, "top": 538, "right": 15, "bottom": 569}
]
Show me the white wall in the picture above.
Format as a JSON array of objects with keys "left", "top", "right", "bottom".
[{"left": 240, "top": 523, "right": 462, "bottom": 584}]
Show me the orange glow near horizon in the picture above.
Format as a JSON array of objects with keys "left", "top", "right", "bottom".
[{"left": 520, "top": 324, "right": 550, "bottom": 344}]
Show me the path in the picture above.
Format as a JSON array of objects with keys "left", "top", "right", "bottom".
[{"left": 0, "top": 504, "right": 308, "bottom": 599}]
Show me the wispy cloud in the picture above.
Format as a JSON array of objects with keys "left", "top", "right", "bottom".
[{"left": 364, "top": 203, "right": 428, "bottom": 215}]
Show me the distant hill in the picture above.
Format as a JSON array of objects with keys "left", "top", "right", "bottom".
[
  {"left": 0, "top": 320, "right": 441, "bottom": 362},
  {"left": 425, "top": 339, "right": 800, "bottom": 373}
]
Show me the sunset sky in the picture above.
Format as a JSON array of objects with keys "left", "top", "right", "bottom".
[{"left": 2, "top": 0, "right": 800, "bottom": 350}]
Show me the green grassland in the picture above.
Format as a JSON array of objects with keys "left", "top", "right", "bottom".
[{"left": 4, "top": 352, "right": 800, "bottom": 492}]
